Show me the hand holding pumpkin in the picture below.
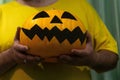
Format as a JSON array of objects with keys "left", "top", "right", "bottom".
[
  {"left": 58, "top": 32, "right": 96, "bottom": 67},
  {"left": 9, "top": 27, "right": 43, "bottom": 64}
]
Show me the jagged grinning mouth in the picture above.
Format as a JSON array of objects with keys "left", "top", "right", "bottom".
[{"left": 22, "top": 24, "right": 86, "bottom": 44}]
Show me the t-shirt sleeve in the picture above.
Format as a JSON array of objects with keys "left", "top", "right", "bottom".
[{"left": 84, "top": 1, "right": 118, "bottom": 54}]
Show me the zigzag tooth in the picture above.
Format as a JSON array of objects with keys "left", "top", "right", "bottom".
[{"left": 22, "top": 24, "right": 86, "bottom": 44}]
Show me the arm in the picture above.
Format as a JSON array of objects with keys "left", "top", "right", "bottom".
[
  {"left": 0, "top": 49, "right": 17, "bottom": 75},
  {"left": 91, "top": 50, "right": 118, "bottom": 73},
  {"left": 0, "top": 27, "right": 42, "bottom": 75},
  {"left": 58, "top": 32, "right": 118, "bottom": 73}
]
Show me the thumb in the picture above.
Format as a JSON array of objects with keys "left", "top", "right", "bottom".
[
  {"left": 86, "top": 31, "right": 92, "bottom": 46},
  {"left": 71, "top": 49, "right": 86, "bottom": 56},
  {"left": 14, "top": 27, "right": 21, "bottom": 42}
]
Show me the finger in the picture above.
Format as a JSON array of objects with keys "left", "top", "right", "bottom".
[
  {"left": 13, "top": 50, "right": 42, "bottom": 64},
  {"left": 58, "top": 55, "right": 82, "bottom": 65},
  {"left": 58, "top": 55, "right": 72, "bottom": 63},
  {"left": 86, "top": 31, "right": 92, "bottom": 46},
  {"left": 14, "top": 27, "right": 21, "bottom": 42},
  {"left": 71, "top": 49, "right": 87, "bottom": 56},
  {"left": 13, "top": 43, "right": 28, "bottom": 52},
  {"left": 26, "top": 55, "right": 43, "bottom": 63},
  {"left": 13, "top": 50, "right": 27, "bottom": 63},
  {"left": 14, "top": 50, "right": 27, "bottom": 59}
]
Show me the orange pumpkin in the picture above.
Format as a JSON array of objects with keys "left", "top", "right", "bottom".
[{"left": 20, "top": 9, "right": 87, "bottom": 60}]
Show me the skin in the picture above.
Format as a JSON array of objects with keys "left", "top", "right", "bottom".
[
  {"left": 17, "top": 0, "right": 58, "bottom": 7},
  {"left": 58, "top": 32, "right": 118, "bottom": 73},
  {"left": 0, "top": 0, "right": 118, "bottom": 75},
  {"left": 0, "top": 27, "right": 43, "bottom": 75}
]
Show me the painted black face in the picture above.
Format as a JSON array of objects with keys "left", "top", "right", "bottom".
[{"left": 22, "top": 11, "right": 86, "bottom": 44}]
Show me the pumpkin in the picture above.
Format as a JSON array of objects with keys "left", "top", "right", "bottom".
[{"left": 20, "top": 9, "right": 87, "bottom": 61}]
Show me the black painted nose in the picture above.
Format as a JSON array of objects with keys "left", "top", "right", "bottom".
[{"left": 50, "top": 16, "right": 62, "bottom": 24}]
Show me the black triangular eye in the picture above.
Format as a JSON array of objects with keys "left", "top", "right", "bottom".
[
  {"left": 33, "top": 11, "right": 50, "bottom": 20},
  {"left": 61, "top": 11, "right": 77, "bottom": 20}
]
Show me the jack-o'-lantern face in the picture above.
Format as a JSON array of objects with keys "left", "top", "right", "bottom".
[{"left": 20, "top": 10, "right": 87, "bottom": 59}]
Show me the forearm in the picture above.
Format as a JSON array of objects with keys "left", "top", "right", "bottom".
[
  {"left": 0, "top": 49, "right": 17, "bottom": 75},
  {"left": 90, "top": 50, "right": 118, "bottom": 73}
]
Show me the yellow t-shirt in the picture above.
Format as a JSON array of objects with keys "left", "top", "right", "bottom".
[{"left": 0, "top": 0, "right": 118, "bottom": 80}]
